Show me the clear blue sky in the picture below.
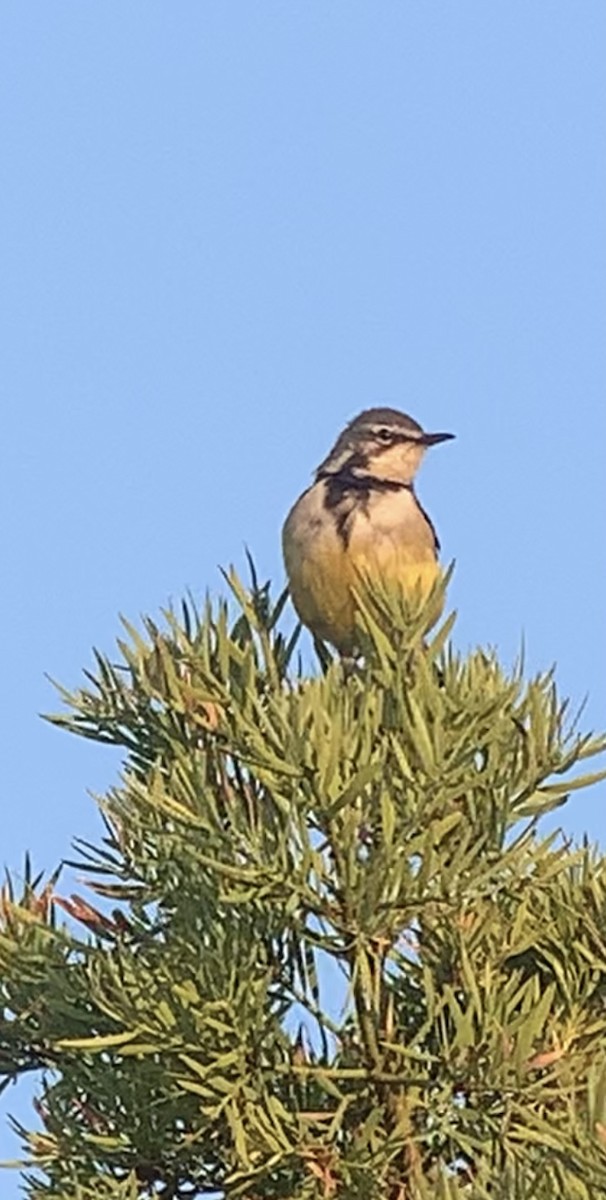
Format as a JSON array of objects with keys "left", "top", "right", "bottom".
[{"left": 1, "top": 2, "right": 605, "bottom": 1183}]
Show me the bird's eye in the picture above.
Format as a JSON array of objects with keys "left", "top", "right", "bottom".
[{"left": 375, "top": 427, "right": 394, "bottom": 443}]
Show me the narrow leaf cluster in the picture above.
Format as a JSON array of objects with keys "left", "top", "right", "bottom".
[{"left": 1, "top": 568, "right": 606, "bottom": 1199}]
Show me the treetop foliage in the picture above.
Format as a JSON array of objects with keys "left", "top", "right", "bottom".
[{"left": 1, "top": 566, "right": 606, "bottom": 1198}]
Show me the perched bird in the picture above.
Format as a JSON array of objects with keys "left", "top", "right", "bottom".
[{"left": 282, "top": 408, "right": 454, "bottom": 653}]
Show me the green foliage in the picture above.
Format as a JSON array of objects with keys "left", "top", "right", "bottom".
[{"left": 2, "top": 567, "right": 606, "bottom": 1198}]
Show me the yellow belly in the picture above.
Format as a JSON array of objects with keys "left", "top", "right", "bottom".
[{"left": 285, "top": 532, "right": 439, "bottom": 653}]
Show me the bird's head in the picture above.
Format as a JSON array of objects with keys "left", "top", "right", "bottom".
[{"left": 316, "top": 407, "right": 454, "bottom": 486}]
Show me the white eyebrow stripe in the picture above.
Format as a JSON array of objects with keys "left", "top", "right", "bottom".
[{"left": 367, "top": 425, "right": 423, "bottom": 441}]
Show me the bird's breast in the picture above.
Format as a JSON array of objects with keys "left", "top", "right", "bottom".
[
  {"left": 346, "top": 488, "right": 437, "bottom": 561},
  {"left": 282, "top": 481, "right": 440, "bottom": 651}
]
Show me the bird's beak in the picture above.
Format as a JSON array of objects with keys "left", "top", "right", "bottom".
[{"left": 418, "top": 431, "right": 455, "bottom": 446}]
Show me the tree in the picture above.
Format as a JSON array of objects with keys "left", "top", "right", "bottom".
[{"left": 1, "top": 568, "right": 606, "bottom": 1199}]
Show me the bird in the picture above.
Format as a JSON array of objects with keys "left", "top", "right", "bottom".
[{"left": 282, "top": 407, "right": 454, "bottom": 653}]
